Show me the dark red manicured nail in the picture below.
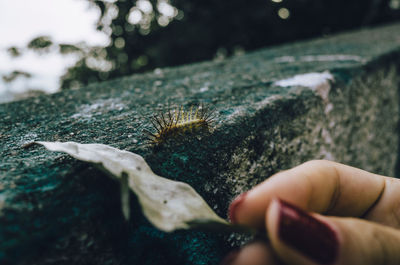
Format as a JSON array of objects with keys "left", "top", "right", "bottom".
[
  {"left": 277, "top": 199, "right": 339, "bottom": 264},
  {"left": 220, "top": 250, "right": 239, "bottom": 265},
  {"left": 228, "top": 192, "right": 248, "bottom": 224}
]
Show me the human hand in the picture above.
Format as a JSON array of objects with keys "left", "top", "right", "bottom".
[{"left": 222, "top": 160, "right": 400, "bottom": 265}]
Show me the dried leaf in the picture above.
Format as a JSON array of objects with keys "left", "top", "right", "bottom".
[{"left": 36, "top": 141, "right": 230, "bottom": 232}]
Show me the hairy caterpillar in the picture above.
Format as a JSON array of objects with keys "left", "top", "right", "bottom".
[{"left": 144, "top": 104, "right": 215, "bottom": 147}]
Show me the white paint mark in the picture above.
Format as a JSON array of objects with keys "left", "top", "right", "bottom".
[
  {"left": 199, "top": 86, "right": 209, "bottom": 92},
  {"left": 256, "top": 94, "right": 282, "bottom": 110},
  {"left": 274, "top": 71, "right": 334, "bottom": 113},
  {"left": 274, "top": 71, "right": 333, "bottom": 90},
  {"left": 274, "top": 56, "right": 295, "bottom": 63},
  {"left": 300, "top": 55, "right": 365, "bottom": 63},
  {"left": 71, "top": 103, "right": 101, "bottom": 119},
  {"left": 325, "top": 103, "right": 334, "bottom": 114},
  {"left": 71, "top": 99, "right": 126, "bottom": 120},
  {"left": 153, "top": 68, "right": 163, "bottom": 75},
  {"left": 23, "top": 132, "right": 38, "bottom": 139},
  {"left": 274, "top": 54, "right": 366, "bottom": 63},
  {"left": 321, "top": 128, "right": 333, "bottom": 144},
  {"left": 18, "top": 132, "right": 38, "bottom": 146},
  {"left": 320, "top": 146, "right": 334, "bottom": 161},
  {"left": 225, "top": 106, "right": 246, "bottom": 123}
]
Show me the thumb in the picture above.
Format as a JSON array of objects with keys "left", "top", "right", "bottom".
[{"left": 266, "top": 198, "right": 400, "bottom": 265}]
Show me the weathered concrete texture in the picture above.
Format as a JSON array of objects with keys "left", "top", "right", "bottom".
[{"left": 1, "top": 22, "right": 400, "bottom": 264}]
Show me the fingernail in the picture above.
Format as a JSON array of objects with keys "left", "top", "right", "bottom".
[
  {"left": 228, "top": 192, "right": 248, "bottom": 224},
  {"left": 220, "top": 250, "right": 239, "bottom": 265},
  {"left": 277, "top": 199, "right": 339, "bottom": 264}
]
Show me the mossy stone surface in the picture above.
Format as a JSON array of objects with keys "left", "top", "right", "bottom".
[{"left": 1, "top": 22, "right": 400, "bottom": 264}]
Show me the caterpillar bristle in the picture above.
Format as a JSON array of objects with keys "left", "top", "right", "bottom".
[
  {"left": 148, "top": 117, "right": 159, "bottom": 132},
  {"left": 153, "top": 116, "right": 163, "bottom": 131},
  {"left": 160, "top": 112, "right": 167, "bottom": 127},
  {"left": 144, "top": 104, "right": 215, "bottom": 148},
  {"left": 143, "top": 128, "right": 156, "bottom": 137}
]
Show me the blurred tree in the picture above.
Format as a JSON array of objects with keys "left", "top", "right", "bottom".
[
  {"left": 60, "top": 0, "right": 397, "bottom": 89},
  {"left": 27, "top": 36, "right": 54, "bottom": 54},
  {"left": 12, "top": 0, "right": 399, "bottom": 90},
  {"left": 59, "top": 44, "right": 84, "bottom": 55},
  {"left": 7, "top": 47, "right": 22, "bottom": 57},
  {"left": 2, "top": 70, "right": 32, "bottom": 83}
]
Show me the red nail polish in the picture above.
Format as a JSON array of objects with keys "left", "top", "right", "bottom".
[
  {"left": 220, "top": 250, "right": 239, "bottom": 265},
  {"left": 228, "top": 192, "right": 248, "bottom": 224},
  {"left": 277, "top": 199, "right": 339, "bottom": 264}
]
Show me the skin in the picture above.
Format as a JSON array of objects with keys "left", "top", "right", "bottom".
[{"left": 227, "top": 160, "right": 400, "bottom": 265}]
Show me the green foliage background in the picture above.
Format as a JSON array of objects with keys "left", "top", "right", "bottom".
[{"left": 6, "top": 0, "right": 400, "bottom": 90}]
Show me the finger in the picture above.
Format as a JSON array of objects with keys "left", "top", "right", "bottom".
[
  {"left": 267, "top": 198, "right": 400, "bottom": 265},
  {"left": 220, "top": 241, "right": 284, "bottom": 265},
  {"left": 229, "top": 160, "right": 385, "bottom": 229},
  {"left": 362, "top": 177, "right": 400, "bottom": 228}
]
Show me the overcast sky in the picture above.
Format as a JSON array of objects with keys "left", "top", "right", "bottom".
[{"left": 0, "top": 0, "right": 108, "bottom": 99}]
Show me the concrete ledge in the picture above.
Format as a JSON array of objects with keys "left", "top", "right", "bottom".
[{"left": 1, "top": 23, "right": 400, "bottom": 264}]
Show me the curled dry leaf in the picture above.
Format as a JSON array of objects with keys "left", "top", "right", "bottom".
[{"left": 35, "top": 141, "right": 230, "bottom": 232}]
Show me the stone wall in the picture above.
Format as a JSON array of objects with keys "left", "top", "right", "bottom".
[{"left": 1, "top": 22, "right": 400, "bottom": 264}]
